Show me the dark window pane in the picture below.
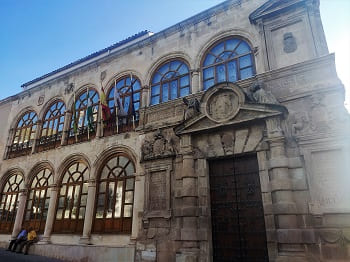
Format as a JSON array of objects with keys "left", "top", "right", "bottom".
[
  {"left": 132, "top": 81, "right": 141, "bottom": 91},
  {"left": 236, "top": 41, "right": 251, "bottom": 55},
  {"left": 226, "top": 38, "right": 240, "bottom": 51},
  {"left": 170, "top": 60, "right": 181, "bottom": 71},
  {"left": 180, "top": 87, "right": 190, "bottom": 97},
  {"left": 204, "top": 79, "right": 215, "bottom": 90},
  {"left": 219, "top": 51, "right": 232, "bottom": 61},
  {"left": 203, "top": 54, "right": 216, "bottom": 66},
  {"left": 180, "top": 75, "right": 189, "bottom": 87},
  {"left": 162, "top": 83, "right": 169, "bottom": 102},
  {"left": 216, "top": 64, "right": 226, "bottom": 83},
  {"left": 211, "top": 42, "right": 224, "bottom": 55},
  {"left": 151, "top": 85, "right": 160, "bottom": 96},
  {"left": 240, "top": 67, "right": 254, "bottom": 80},
  {"left": 151, "top": 72, "right": 162, "bottom": 84},
  {"left": 239, "top": 55, "right": 252, "bottom": 69},
  {"left": 170, "top": 80, "right": 178, "bottom": 100},
  {"left": 203, "top": 67, "right": 214, "bottom": 80},
  {"left": 151, "top": 96, "right": 160, "bottom": 105},
  {"left": 228, "top": 61, "right": 238, "bottom": 82},
  {"left": 133, "top": 92, "right": 140, "bottom": 101}
]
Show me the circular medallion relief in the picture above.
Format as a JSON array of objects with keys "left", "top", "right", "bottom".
[{"left": 206, "top": 87, "right": 240, "bottom": 123}]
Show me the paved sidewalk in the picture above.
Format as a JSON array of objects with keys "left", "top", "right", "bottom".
[{"left": 0, "top": 247, "right": 66, "bottom": 262}]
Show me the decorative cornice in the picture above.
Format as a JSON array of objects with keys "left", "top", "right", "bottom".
[{"left": 249, "top": 0, "right": 307, "bottom": 24}]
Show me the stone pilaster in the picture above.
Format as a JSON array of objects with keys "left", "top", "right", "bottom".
[
  {"left": 190, "top": 69, "right": 200, "bottom": 93},
  {"left": 256, "top": 18, "right": 270, "bottom": 72},
  {"left": 11, "top": 189, "right": 27, "bottom": 239},
  {"left": 177, "top": 134, "right": 199, "bottom": 260},
  {"left": 305, "top": 0, "right": 328, "bottom": 56},
  {"left": 266, "top": 117, "right": 302, "bottom": 260},
  {"left": 32, "top": 120, "right": 42, "bottom": 153},
  {"left": 80, "top": 179, "right": 96, "bottom": 244},
  {"left": 61, "top": 110, "right": 71, "bottom": 146}
]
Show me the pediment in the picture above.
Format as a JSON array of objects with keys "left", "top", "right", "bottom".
[
  {"left": 249, "top": 0, "right": 306, "bottom": 23},
  {"left": 174, "top": 83, "right": 287, "bottom": 135}
]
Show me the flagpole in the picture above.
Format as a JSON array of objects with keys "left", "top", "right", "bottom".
[
  {"left": 115, "top": 79, "right": 119, "bottom": 134},
  {"left": 130, "top": 73, "right": 135, "bottom": 130},
  {"left": 86, "top": 86, "right": 90, "bottom": 140},
  {"left": 100, "top": 82, "right": 103, "bottom": 136},
  {"left": 74, "top": 91, "right": 78, "bottom": 143}
]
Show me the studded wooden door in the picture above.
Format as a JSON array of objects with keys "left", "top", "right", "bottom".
[{"left": 209, "top": 154, "right": 268, "bottom": 262}]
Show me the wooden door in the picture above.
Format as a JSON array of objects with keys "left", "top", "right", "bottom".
[{"left": 209, "top": 154, "right": 268, "bottom": 262}]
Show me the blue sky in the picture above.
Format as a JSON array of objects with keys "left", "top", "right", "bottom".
[{"left": 0, "top": 0, "right": 349, "bottom": 108}]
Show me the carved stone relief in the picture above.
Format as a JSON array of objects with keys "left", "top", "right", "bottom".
[
  {"left": 182, "top": 97, "right": 200, "bottom": 120},
  {"left": 283, "top": 32, "right": 297, "bottom": 53},
  {"left": 207, "top": 90, "right": 237, "bottom": 121},
  {"left": 37, "top": 95, "right": 45, "bottom": 106},
  {"left": 64, "top": 83, "right": 75, "bottom": 95},
  {"left": 287, "top": 93, "right": 350, "bottom": 137},
  {"left": 203, "top": 84, "right": 244, "bottom": 123},
  {"left": 247, "top": 81, "right": 279, "bottom": 104},
  {"left": 141, "top": 129, "right": 178, "bottom": 161}
]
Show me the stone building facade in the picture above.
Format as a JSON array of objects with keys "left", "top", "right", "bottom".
[{"left": 0, "top": 0, "right": 349, "bottom": 261}]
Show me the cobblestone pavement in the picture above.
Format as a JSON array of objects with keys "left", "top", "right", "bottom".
[{"left": 0, "top": 248, "right": 66, "bottom": 262}]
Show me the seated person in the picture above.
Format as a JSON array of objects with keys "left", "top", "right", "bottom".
[
  {"left": 17, "top": 227, "right": 37, "bottom": 255},
  {"left": 7, "top": 227, "right": 27, "bottom": 252}
]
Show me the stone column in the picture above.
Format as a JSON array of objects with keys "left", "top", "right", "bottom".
[
  {"left": 42, "top": 185, "right": 59, "bottom": 243},
  {"left": 191, "top": 69, "right": 200, "bottom": 93},
  {"left": 266, "top": 117, "right": 301, "bottom": 260},
  {"left": 80, "top": 179, "right": 96, "bottom": 244},
  {"left": 141, "top": 85, "right": 149, "bottom": 108},
  {"left": 11, "top": 189, "right": 27, "bottom": 239},
  {"left": 61, "top": 110, "right": 71, "bottom": 146},
  {"left": 138, "top": 85, "right": 149, "bottom": 127},
  {"left": 178, "top": 134, "right": 199, "bottom": 260},
  {"left": 32, "top": 120, "right": 42, "bottom": 153}
]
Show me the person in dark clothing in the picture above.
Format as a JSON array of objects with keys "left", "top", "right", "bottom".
[
  {"left": 7, "top": 228, "right": 27, "bottom": 252},
  {"left": 17, "top": 227, "right": 37, "bottom": 255}
]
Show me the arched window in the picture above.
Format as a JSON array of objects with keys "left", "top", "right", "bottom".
[
  {"left": 68, "top": 89, "right": 99, "bottom": 144},
  {"left": 38, "top": 101, "right": 65, "bottom": 151},
  {"left": 150, "top": 60, "right": 191, "bottom": 105},
  {"left": 104, "top": 76, "right": 141, "bottom": 134},
  {"left": 53, "top": 162, "right": 89, "bottom": 233},
  {"left": 202, "top": 37, "right": 255, "bottom": 90},
  {"left": 93, "top": 154, "right": 135, "bottom": 234},
  {"left": 0, "top": 173, "right": 24, "bottom": 233},
  {"left": 23, "top": 168, "right": 53, "bottom": 233},
  {"left": 8, "top": 111, "right": 38, "bottom": 158}
]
